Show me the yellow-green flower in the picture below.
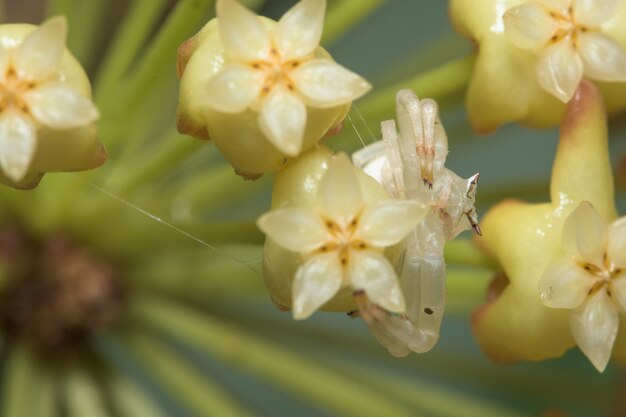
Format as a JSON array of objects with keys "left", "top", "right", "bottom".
[
  {"left": 0, "top": 16, "right": 103, "bottom": 189},
  {"left": 473, "top": 80, "right": 619, "bottom": 368},
  {"left": 450, "top": 0, "right": 626, "bottom": 132},
  {"left": 259, "top": 152, "right": 426, "bottom": 319},
  {"left": 177, "top": 0, "right": 370, "bottom": 177}
]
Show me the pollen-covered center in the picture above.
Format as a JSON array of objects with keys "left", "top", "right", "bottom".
[
  {"left": 317, "top": 214, "right": 368, "bottom": 271},
  {"left": 0, "top": 66, "right": 36, "bottom": 115},
  {"left": 548, "top": 5, "right": 590, "bottom": 45},
  {"left": 251, "top": 46, "right": 304, "bottom": 96},
  {"left": 581, "top": 252, "right": 625, "bottom": 297},
  {"left": 0, "top": 226, "right": 126, "bottom": 354}
]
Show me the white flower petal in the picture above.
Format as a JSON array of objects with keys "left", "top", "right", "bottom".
[
  {"left": 350, "top": 250, "right": 405, "bottom": 314},
  {"left": 573, "top": 0, "right": 618, "bottom": 27},
  {"left": 15, "top": 15, "right": 67, "bottom": 81},
  {"left": 292, "top": 252, "right": 342, "bottom": 319},
  {"left": 608, "top": 216, "right": 626, "bottom": 268},
  {"left": 274, "top": 0, "right": 325, "bottom": 61},
  {"left": 536, "top": 40, "right": 584, "bottom": 102},
  {"left": 503, "top": 3, "right": 556, "bottom": 50},
  {"left": 204, "top": 65, "right": 264, "bottom": 113},
  {"left": 0, "top": 114, "right": 37, "bottom": 182},
  {"left": 610, "top": 277, "right": 626, "bottom": 313},
  {"left": 291, "top": 59, "right": 371, "bottom": 108},
  {"left": 25, "top": 84, "right": 99, "bottom": 129},
  {"left": 257, "top": 207, "right": 329, "bottom": 252},
  {"left": 258, "top": 85, "right": 306, "bottom": 156},
  {"left": 538, "top": 260, "right": 597, "bottom": 308},
  {"left": 536, "top": 0, "right": 570, "bottom": 14},
  {"left": 577, "top": 32, "right": 626, "bottom": 82},
  {"left": 570, "top": 290, "right": 618, "bottom": 372},
  {"left": 356, "top": 201, "right": 427, "bottom": 248},
  {"left": 562, "top": 201, "right": 607, "bottom": 267},
  {"left": 318, "top": 153, "right": 363, "bottom": 226},
  {"left": 216, "top": 0, "right": 271, "bottom": 62}
]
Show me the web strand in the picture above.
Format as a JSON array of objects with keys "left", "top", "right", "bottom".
[{"left": 86, "top": 181, "right": 261, "bottom": 276}]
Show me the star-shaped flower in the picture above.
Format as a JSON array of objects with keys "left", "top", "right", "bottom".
[
  {"left": 176, "top": 0, "right": 371, "bottom": 177},
  {"left": 473, "top": 80, "right": 620, "bottom": 368},
  {"left": 258, "top": 152, "right": 426, "bottom": 319},
  {"left": 539, "top": 201, "right": 626, "bottom": 371},
  {"left": 504, "top": 0, "right": 626, "bottom": 102},
  {"left": 450, "top": 0, "right": 626, "bottom": 132},
  {"left": 0, "top": 16, "right": 103, "bottom": 189}
]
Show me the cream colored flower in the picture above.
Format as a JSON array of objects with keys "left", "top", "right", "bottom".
[
  {"left": 258, "top": 153, "right": 426, "bottom": 320},
  {"left": 472, "top": 81, "right": 623, "bottom": 368},
  {"left": 504, "top": 0, "right": 626, "bottom": 102},
  {"left": 450, "top": 0, "right": 626, "bottom": 132},
  {"left": 0, "top": 16, "right": 101, "bottom": 187},
  {"left": 205, "top": 0, "right": 370, "bottom": 156},
  {"left": 539, "top": 201, "right": 626, "bottom": 371}
]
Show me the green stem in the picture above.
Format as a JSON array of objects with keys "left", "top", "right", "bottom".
[
  {"left": 104, "top": 132, "right": 203, "bottom": 195},
  {"left": 173, "top": 165, "right": 273, "bottom": 217},
  {"left": 340, "top": 365, "right": 528, "bottom": 417},
  {"left": 127, "top": 333, "right": 250, "bottom": 417},
  {"left": 65, "top": 0, "right": 108, "bottom": 69},
  {"left": 108, "top": 372, "right": 169, "bottom": 417},
  {"left": 94, "top": 0, "right": 170, "bottom": 105},
  {"left": 356, "top": 56, "right": 474, "bottom": 122},
  {"left": 444, "top": 239, "right": 498, "bottom": 270},
  {"left": 34, "top": 368, "right": 57, "bottom": 417},
  {"left": 126, "top": 246, "right": 264, "bottom": 296},
  {"left": 322, "top": 0, "right": 387, "bottom": 45},
  {"left": 105, "top": 0, "right": 214, "bottom": 149},
  {"left": 63, "top": 367, "right": 109, "bottom": 417},
  {"left": 446, "top": 267, "right": 492, "bottom": 313},
  {"left": 46, "top": 0, "right": 73, "bottom": 18},
  {"left": 2, "top": 344, "right": 38, "bottom": 417},
  {"left": 132, "top": 294, "right": 419, "bottom": 417}
]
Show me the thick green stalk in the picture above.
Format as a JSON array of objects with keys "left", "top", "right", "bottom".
[
  {"left": 357, "top": 56, "right": 474, "bottom": 122},
  {"left": 34, "top": 369, "right": 57, "bottom": 417},
  {"left": 108, "top": 373, "right": 169, "bottom": 417},
  {"left": 446, "top": 267, "right": 492, "bottom": 313},
  {"left": 64, "top": 0, "right": 108, "bottom": 68},
  {"left": 104, "top": 132, "right": 203, "bottom": 194},
  {"left": 105, "top": 0, "right": 214, "bottom": 148},
  {"left": 126, "top": 246, "right": 264, "bottom": 296},
  {"left": 322, "top": 0, "right": 387, "bottom": 45},
  {"left": 444, "top": 239, "right": 499, "bottom": 270},
  {"left": 46, "top": 0, "right": 73, "bottom": 18},
  {"left": 2, "top": 344, "right": 38, "bottom": 417},
  {"left": 132, "top": 294, "right": 419, "bottom": 417},
  {"left": 64, "top": 367, "right": 110, "bottom": 417},
  {"left": 95, "top": 0, "right": 170, "bottom": 104},
  {"left": 340, "top": 365, "right": 528, "bottom": 417},
  {"left": 127, "top": 333, "right": 250, "bottom": 417}
]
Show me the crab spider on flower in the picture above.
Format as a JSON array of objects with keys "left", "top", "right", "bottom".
[{"left": 352, "top": 89, "right": 480, "bottom": 356}]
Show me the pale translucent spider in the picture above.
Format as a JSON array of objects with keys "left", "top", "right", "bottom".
[{"left": 352, "top": 89, "right": 480, "bottom": 356}]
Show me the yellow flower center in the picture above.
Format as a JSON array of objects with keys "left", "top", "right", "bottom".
[
  {"left": 317, "top": 215, "right": 368, "bottom": 274},
  {"left": 581, "top": 252, "right": 625, "bottom": 296},
  {"left": 548, "top": 5, "right": 590, "bottom": 46},
  {"left": 250, "top": 46, "right": 305, "bottom": 96},
  {"left": 0, "top": 66, "right": 36, "bottom": 114}
]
